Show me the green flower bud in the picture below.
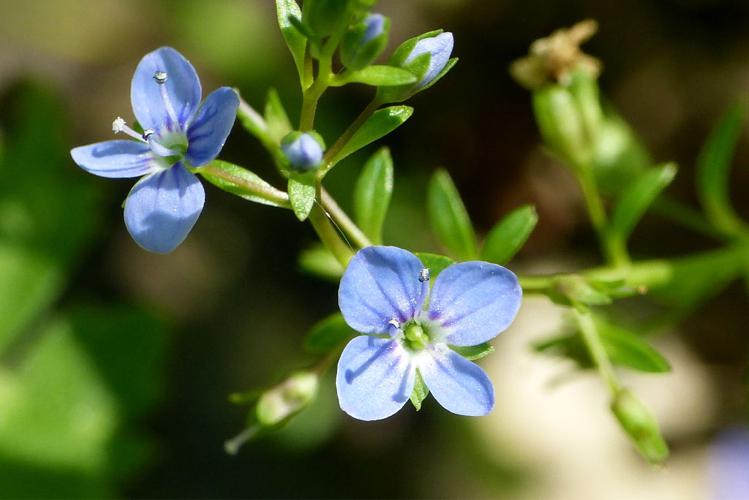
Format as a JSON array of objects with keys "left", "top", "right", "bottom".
[
  {"left": 302, "top": 0, "right": 374, "bottom": 38},
  {"left": 340, "top": 13, "right": 390, "bottom": 70},
  {"left": 611, "top": 388, "right": 669, "bottom": 464},
  {"left": 256, "top": 371, "right": 319, "bottom": 427}
]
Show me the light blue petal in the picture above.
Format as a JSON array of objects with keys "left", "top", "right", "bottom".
[
  {"left": 123, "top": 163, "right": 204, "bottom": 254},
  {"left": 418, "top": 345, "right": 494, "bottom": 416},
  {"left": 70, "top": 140, "right": 154, "bottom": 178},
  {"left": 406, "top": 32, "right": 453, "bottom": 88},
  {"left": 336, "top": 336, "right": 414, "bottom": 421},
  {"left": 339, "top": 246, "right": 428, "bottom": 335},
  {"left": 427, "top": 261, "right": 521, "bottom": 346},
  {"left": 185, "top": 87, "right": 239, "bottom": 166},
  {"left": 131, "top": 47, "right": 202, "bottom": 131},
  {"left": 281, "top": 132, "right": 323, "bottom": 171}
]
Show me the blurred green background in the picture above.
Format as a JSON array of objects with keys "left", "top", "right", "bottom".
[{"left": 0, "top": 0, "right": 747, "bottom": 498}]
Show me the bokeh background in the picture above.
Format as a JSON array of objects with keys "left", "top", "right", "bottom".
[{"left": 0, "top": 0, "right": 748, "bottom": 498}]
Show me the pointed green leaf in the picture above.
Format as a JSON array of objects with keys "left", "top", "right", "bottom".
[
  {"left": 697, "top": 101, "right": 748, "bottom": 236},
  {"left": 353, "top": 148, "right": 393, "bottom": 244},
  {"left": 303, "top": 313, "right": 356, "bottom": 354},
  {"left": 276, "top": 0, "right": 307, "bottom": 83},
  {"left": 333, "top": 106, "right": 413, "bottom": 163},
  {"left": 481, "top": 205, "right": 538, "bottom": 265},
  {"left": 610, "top": 163, "right": 677, "bottom": 241},
  {"left": 265, "top": 88, "right": 293, "bottom": 143},
  {"left": 427, "top": 169, "right": 478, "bottom": 260},
  {"left": 414, "top": 252, "right": 455, "bottom": 279},
  {"left": 451, "top": 343, "right": 494, "bottom": 361},
  {"left": 288, "top": 176, "right": 316, "bottom": 221},
  {"left": 343, "top": 66, "right": 418, "bottom": 87},
  {"left": 200, "top": 161, "right": 290, "bottom": 208},
  {"left": 409, "top": 370, "right": 429, "bottom": 411}
]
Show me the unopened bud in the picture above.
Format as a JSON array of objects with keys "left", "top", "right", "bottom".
[
  {"left": 611, "top": 388, "right": 669, "bottom": 464},
  {"left": 340, "top": 13, "right": 390, "bottom": 70},
  {"left": 256, "top": 371, "right": 319, "bottom": 427},
  {"left": 281, "top": 132, "right": 325, "bottom": 172}
]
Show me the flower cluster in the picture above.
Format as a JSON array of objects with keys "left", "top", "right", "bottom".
[{"left": 336, "top": 246, "right": 522, "bottom": 420}]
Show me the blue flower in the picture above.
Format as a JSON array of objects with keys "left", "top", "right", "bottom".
[
  {"left": 281, "top": 132, "right": 324, "bottom": 172},
  {"left": 70, "top": 47, "right": 239, "bottom": 253},
  {"left": 336, "top": 246, "right": 522, "bottom": 420},
  {"left": 709, "top": 428, "right": 749, "bottom": 500}
]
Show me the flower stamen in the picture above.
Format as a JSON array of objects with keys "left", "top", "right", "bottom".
[
  {"left": 153, "top": 70, "right": 181, "bottom": 128},
  {"left": 112, "top": 117, "right": 146, "bottom": 142}
]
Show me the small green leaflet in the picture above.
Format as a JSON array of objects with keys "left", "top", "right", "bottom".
[
  {"left": 353, "top": 148, "right": 393, "bottom": 244},
  {"left": 409, "top": 370, "right": 429, "bottom": 411},
  {"left": 481, "top": 205, "right": 538, "bottom": 265},
  {"left": 427, "top": 169, "right": 478, "bottom": 261},
  {"left": 333, "top": 106, "right": 413, "bottom": 164}
]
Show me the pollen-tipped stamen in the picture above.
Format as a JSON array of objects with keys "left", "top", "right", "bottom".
[
  {"left": 112, "top": 117, "right": 146, "bottom": 142},
  {"left": 153, "top": 70, "right": 181, "bottom": 128}
]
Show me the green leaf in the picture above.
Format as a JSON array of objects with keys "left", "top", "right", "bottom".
[
  {"left": 550, "top": 275, "right": 612, "bottom": 306},
  {"left": 451, "top": 343, "right": 494, "bottom": 361},
  {"left": 303, "top": 313, "right": 356, "bottom": 354},
  {"left": 344, "top": 66, "right": 417, "bottom": 86},
  {"left": 481, "top": 205, "right": 538, "bottom": 265},
  {"left": 288, "top": 176, "right": 316, "bottom": 221},
  {"left": 409, "top": 370, "right": 429, "bottom": 411},
  {"left": 427, "top": 169, "right": 478, "bottom": 260},
  {"left": 414, "top": 252, "right": 455, "bottom": 279},
  {"left": 200, "top": 160, "right": 290, "bottom": 208},
  {"left": 299, "top": 244, "right": 344, "bottom": 281},
  {"left": 696, "top": 101, "right": 748, "bottom": 236},
  {"left": 265, "top": 88, "right": 293, "bottom": 143},
  {"left": 333, "top": 106, "right": 413, "bottom": 163},
  {"left": 353, "top": 147, "right": 393, "bottom": 244},
  {"left": 609, "top": 163, "right": 677, "bottom": 242},
  {"left": 276, "top": 0, "right": 307, "bottom": 83}
]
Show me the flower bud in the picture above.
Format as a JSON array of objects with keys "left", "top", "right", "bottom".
[
  {"left": 611, "top": 388, "right": 669, "bottom": 464},
  {"left": 256, "top": 371, "right": 319, "bottom": 427},
  {"left": 340, "top": 13, "right": 390, "bottom": 70},
  {"left": 377, "top": 31, "right": 455, "bottom": 103},
  {"left": 281, "top": 132, "right": 325, "bottom": 172}
]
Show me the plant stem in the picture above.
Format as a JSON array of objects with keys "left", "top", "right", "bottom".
[
  {"left": 309, "top": 205, "right": 354, "bottom": 266},
  {"left": 318, "top": 98, "right": 380, "bottom": 176},
  {"left": 320, "top": 188, "right": 372, "bottom": 249},
  {"left": 573, "top": 306, "right": 621, "bottom": 395}
]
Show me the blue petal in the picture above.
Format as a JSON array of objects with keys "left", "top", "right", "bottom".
[
  {"left": 70, "top": 140, "right": 153, "bottom": 178},
  {"left": 336, "top": 336, "right": 414, "bottom": 421},
  {"left": 418, "top": 345, "right": 494, "bottom": 416},
  {"left": 131, "top": 47, "right": 202, "bottom": 131},
  {"left": 406, "top": 32, "right": 453, "bottom": 88},
  {"left": 339, "top": 246, "right": 428, "bottom": 335},
  {"left": 123, "top": 163, "right": 205, "bottom": 254},
  {"left": 427, "top": 261, "right": 521, "bottom": 346},
  {"left": 185, "top": 87, "right": 239, "bottom": 166}
]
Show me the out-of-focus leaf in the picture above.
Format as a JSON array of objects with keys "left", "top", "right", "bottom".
[
  {"left": 343, "top": 66, "right": 417, "bottom": 86},
  {"left": 409, "top": 370, "right": 429, "bottom": 411},
  {"left": 451, "top": 343, "right": 494, "bottom": 361},
  {"left": 414, "top": 252, "right": 455, "bottom": 279},
  {"left": 697, "top": 101, "right": 748, "bottom": 236},
  {"left": 550, "top": 275, "right": 612, "bottom": 307},
  {"left": 609, "top": 163, "right": 677, "bottom": 242},
  {"left": 265, "top": 88, "right": 293, "bottom": 143},
  {"left": 288, "top": 176, "right": 316, "bottom": 221},
  {"left": 353, "top": 147, "right": 393, "bottom": 244},
  {"left": 481, "top": 205, "right": 538, "bottom": 265},
  {"left": 276, "top": 0, "right": 307, "bottom": 83},
  {"left": 427, "top": 169, "right": 478, "bottom": 260},
  {"left": 200, "top": 161, "right": 290, "bottom": 208},
  {"left": 303, "top": 313, "right": 356, "bottom": 354},
  {"left": 333, "top": 106, "right": 413, "bottom": 163},
  {"left": 299, "top": 244, "right": 344, "bottom": 280}
]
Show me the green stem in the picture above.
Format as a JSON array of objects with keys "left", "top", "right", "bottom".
[
  {"left": 573, "top": 306, "right": 621, "bottom": 395},
  {"left": 320, "top": 188, "right": 372, "bottom": 249},
  {"left": 308, "top": 205, "right": 354, "bottom": 266},
  {"left": 318, "top": 98, "right": 380, "bottom": 177}
]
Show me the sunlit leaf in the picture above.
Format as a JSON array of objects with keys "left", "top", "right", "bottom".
[
  {"left": 481, "top": 205, "right": 538, "bottom": 265},
  {"left": 353, "top": 147, "right": 393, "bottom": 244},
  {"left": 333, "top": 106, "right": 413, "bottom": 163},
  {"left": 427, "top": 169, "right": 478, "bottom": 260}
]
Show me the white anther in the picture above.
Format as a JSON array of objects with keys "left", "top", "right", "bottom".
[
  {"left": 111, "top": 117, "right": 146, "bottom": 142},
  {"left": 153, "top": 71, "right": 168, "bottom": 84},
  {"left": 418, "top": 268, "right": 431, "bottom": 282},
  {"left": 388, "top": 319, "right": 401, "bottom": 329}
]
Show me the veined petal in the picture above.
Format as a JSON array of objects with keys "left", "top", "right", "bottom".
[
  {"left": 70, "top": 140, "right": 154, "bottom": 178},
  {"left": 427, "top": 261, "right": 521, "bottom": 346},
  {"left": 131, "top": 47, "right": 202, "bottom": 131},
  {"left": 406, "top": 32, "right": 453, "bottom": 88},
  {"left": 339, "top": 246, "right": 428, "bottom": 335},
  {"left": 417, "top": 344, "right": 494, "bottom": 416},
  {"left": 123, "top": 163, "right": 205, "bottom": 254},
  {"left": 185, "top": 87, "right": 239, "bottom": 166},
  {"left": 336, "top": 336, "right": 414, "bottom": 421}
]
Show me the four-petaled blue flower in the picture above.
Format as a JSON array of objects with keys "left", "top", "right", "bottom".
[
  {"left": 70, "top": 47, "right": 239, "bottom": 253},
  {"left": 336, "top": 246, "right": 522, "bottom": 420}
]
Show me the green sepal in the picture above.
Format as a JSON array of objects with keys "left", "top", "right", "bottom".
[
  {"left": 353, "top": 147, "right": 393, "bottom": 244},
  {"left": 427, "top": 169, "right": 478, "bottom": 261},
  {"left": 340, "top": 16, "right": 390, "bottom": 70},
  {"left": 265, "top": 88, "right": 293, "bottom": 144},
  {"left": 288, "top": 175, "right": 316, "bottom": 221},
  {"left": 255, "top": 371, "right": 319, "bottom": 428},
  {"left": 609, "top": 163, "right": 677, "bottom": 242},
  {"left": 451, "top": 343, "right": 494, "bottom": 361},
  {"left": 332, "top": 105, "right": 413, "bottom": 164},
  {"left": 696, "top": 100, "right": 748, "bottom": 236},
  {"left": 481, "top": 204, "right": 538, "bottom": 265},
  {"left": 419, "top": 57, "right": 458, "bottom": 93},
  {"left": 414, "top": 252, "right": 455, "bottom": 279},
  {"left": 299, "top": 243, "right": 344, "bottom": 280},
  {"left": 337, "top": 66, "right": 418, "bottom": 87},
  {"left": 409, "top": 369, "right": 429, "bottom": 411},
  {"left": 303, "top": 313, "right": 356, "bottom": 354},
  {"left": 199, "top": 160, "right": 290, "bottom": 208},
  {"left": 276, "top": 0, "right": 307, "bottom": 83}
]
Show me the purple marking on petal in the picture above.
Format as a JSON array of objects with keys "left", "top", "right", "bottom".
[
  {"left": 71, "top": 140, "right": 154, "bottom": 179},
  {"left": 186, "top": 87, "right": 239, "bottom": 166}
]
